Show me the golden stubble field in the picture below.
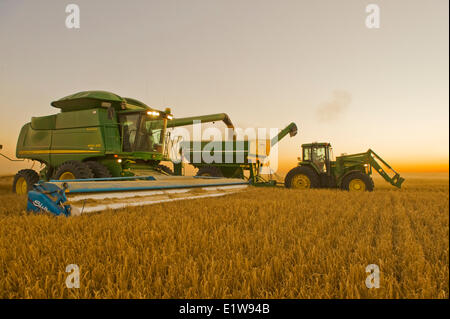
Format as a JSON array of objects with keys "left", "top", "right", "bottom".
[{"left": 0, "top": 173, "right": 448, "bottom": 299}]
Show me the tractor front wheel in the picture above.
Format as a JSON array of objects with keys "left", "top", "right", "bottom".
[
  {"left": 196, "top": 166, "right": 223, "bottom": 177},
  {"left": 12, "top": 169, "right": 40, "bottom": 194},
  {"left": 341, "top": 172, "right": 374, "bottom": 192},
  {"left": 284, "top": 166, "right": 320, "bottom": 189},
  {"left": 53, "top": 161, "right": 94, "bottom": 180}
]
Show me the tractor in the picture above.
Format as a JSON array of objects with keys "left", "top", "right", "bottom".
[{"left": 284, "top": 142, "right": 404, "bottom": 191}]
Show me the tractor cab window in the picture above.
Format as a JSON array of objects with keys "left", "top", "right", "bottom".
[
  {"left": 303, "top": 147, "right": 312, "bottom": 161},
  {"left": 312, "top": 146, "right": 327, "bottom": 173}
]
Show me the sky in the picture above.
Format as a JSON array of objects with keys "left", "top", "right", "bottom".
[{"left": 0, "top": 0, "right": 448, "bottom": 175}]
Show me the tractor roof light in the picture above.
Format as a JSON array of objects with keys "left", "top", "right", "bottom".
[{"left": 166, "top": 114, "right": 173, "bottom": 120}]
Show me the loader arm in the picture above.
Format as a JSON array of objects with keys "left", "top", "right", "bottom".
[{"left": 366, "top": 149, "right": 405, "bottom": 188}]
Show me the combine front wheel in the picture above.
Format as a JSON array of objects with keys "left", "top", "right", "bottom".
[
  {"left": 284, "top": 166, "right": 320, "bottom": 189},
  {"left": 12, "top": 169, "right": 39, "bottom": 194},
  {"left": 85, "top": 161, "right": 112, "bottom": 178},
  {"left": 53, "top": 161, "right": 94, "bottom": 180},
  {"left": 341, "top": 172, "right": 374, "bottom": 192}
]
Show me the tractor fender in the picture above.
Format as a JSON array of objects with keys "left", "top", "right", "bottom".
[{"left": 338, "top": 169, "right": 364, "bottom": 187}]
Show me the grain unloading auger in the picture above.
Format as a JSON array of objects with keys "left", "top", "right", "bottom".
[{"left": 3, "top": 90, "right": 252, "bottom": 215}]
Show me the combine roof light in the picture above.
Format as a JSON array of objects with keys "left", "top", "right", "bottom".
[{"left": 147, "top": 111, "right": 160, "bottom": 117}]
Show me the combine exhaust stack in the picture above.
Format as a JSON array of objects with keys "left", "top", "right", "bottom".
[{"left": 27, "top": 176, "right": 248, "bottom": 216}]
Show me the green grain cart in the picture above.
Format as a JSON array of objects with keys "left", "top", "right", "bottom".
[
  {"left": 284, "top": 142, "right": 405, "bottom": 191},
  {"left": 181, "top": 122, "right": 298, "bottom": 184}
]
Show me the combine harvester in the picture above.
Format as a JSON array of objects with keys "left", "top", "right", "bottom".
[
  {"left": 2, "top": 91, "right": 254, "bottom": 215},
  {"left": 2, "top": 91, "right": 296, "bottom": 216}
]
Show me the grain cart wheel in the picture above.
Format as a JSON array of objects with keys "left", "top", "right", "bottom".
[
  {"left": 53, "top": 161, "right": 94, "bottom": 180},
  {"left": 85, "top": 161, "right": 112, "bottom": 178},
  {"left": 157, "top": 164, "right": 173, "bottom": 175},
  {"left": 196, "top": 166, "right": 224, "bottom": 177},
  {"left": 12, "top": 169, "right": 40, "bottom": 194},
  {"left": 341, "top": 172, "right": 374, "bottom": 192},
  {"left": 284, "top": 166, "right": 320, "bottom": 189}
]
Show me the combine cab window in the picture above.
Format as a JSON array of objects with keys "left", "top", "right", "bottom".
[{"left": 120, "top": 113, "right": 140, "bottom": 152}]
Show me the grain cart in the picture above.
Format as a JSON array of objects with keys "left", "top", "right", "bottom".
[
  {"left": 3, "top": 91, "right": 250, "bottom": 215},
  {"left": 284, "top": 142, "right": 405, "bottom": 191},
  {"left": 181, "top": 122, "right": 298, "bottom": 185}
]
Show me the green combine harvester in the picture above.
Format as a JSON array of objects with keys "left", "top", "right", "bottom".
[
  {"left": 11, "top": 91, "right": 242, "bottom": 192},
  {"left": 284, "top": 142, "right": 405, "bottom": 191},
  {"left": 4, "top": 90, "right": 260, "bottom": 215}
]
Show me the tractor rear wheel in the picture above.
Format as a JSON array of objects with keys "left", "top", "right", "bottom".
[
  {"left": 284, "top": 166, "right": 320, "bottom": 189},
  {"left": 196, "top": 166, "right": 224, "bottom": 177},
  {"left": 341, "top": 172, "right": 374, "bottom": 192},
  {"left": 12, "top": 169, "right": 40, "bottom": 194},
  {"left": 53, "top": 161, "right": 94, "bottom": 180},
  {"left": 85, "top": 161, "right": 112, "bottom": 178}
]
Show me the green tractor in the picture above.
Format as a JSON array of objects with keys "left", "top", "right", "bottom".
[
  {"left": 284, "top": 142, "right": 405, "bottom": 191},
  {"left": 10, "top": 90, "right": 237, "bottom": 194}
]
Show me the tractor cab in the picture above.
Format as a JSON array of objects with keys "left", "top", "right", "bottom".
[{"left": 301, "top": 142, "right": 332, "bottom": 174}]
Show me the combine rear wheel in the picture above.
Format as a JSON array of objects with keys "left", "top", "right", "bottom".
[
  {"left": 12, "top": 169, "right": 39, "bottom": 194},
  {"left": 53, "top": 161, "right": 94, "bottom": 180},
  {"left": 85, "top": 161, "right": 112, "bottom": 178},
  {"left": 284, "top": 166, "right": 320, "bottom": 189},
  {"left": 341, "top": 172, "right": 374, "bottom": 192},
  {"left": 196, "top": 166, "right": 223, "bottom": 177}
]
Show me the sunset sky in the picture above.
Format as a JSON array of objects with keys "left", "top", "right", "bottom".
[{"left": 0, "top": 0, "right": 448, "bottom": 175}]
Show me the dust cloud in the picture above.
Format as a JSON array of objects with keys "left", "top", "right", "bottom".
[{"left": 316, "top": 90, "right": 351, "bottom": 122}]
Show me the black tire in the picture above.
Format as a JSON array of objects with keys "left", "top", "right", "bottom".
[
  {"left": 53, "top": 160, "right": 94, "bottom": 180},
  {"left": 341, "top": 171, "right": 374, "bottom": 192},
  {"left": 12, "top": 169, "right": 40, "bottom": 194},
  {"left": 157, "top": 164, "right": 173, "bottom": 175},
  {"left": 284, "top": 166, "right": 320, "bottom": 189},
  {"left": 196, "top": 166, "right": 224, "bottom": 177},
  {"left": 85, "top": 161, "right": 112, "bottom": 178}
]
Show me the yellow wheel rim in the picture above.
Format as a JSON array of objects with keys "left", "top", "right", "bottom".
[
  {"left": 15, "top": 177, "right": 28, "bottom": 195},
  {"left": 59, "top": 172, "right": 75, "bottom": 180},
  {"left": 349, "top": 179, "right": 366, "bottom": 191},
  {"left": 291, "top": 174, "right": 311, "bottom": 189}
]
